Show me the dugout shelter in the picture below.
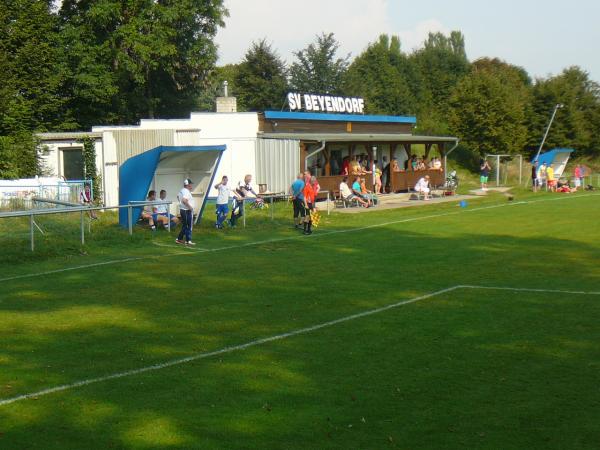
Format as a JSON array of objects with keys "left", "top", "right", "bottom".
[{"left": 118, "top": 145, "right": 225, "bottom": 227}]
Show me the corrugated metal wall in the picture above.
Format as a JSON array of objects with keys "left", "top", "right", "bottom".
[
  {"left": 113, "top": 129, "right": 174, "bottom": 165},
  {"left": 175, "top": 130, "right": 201, "bottom": 146},
  {"left": 256, "top": 138, "right": 300, "bottom": 193}
]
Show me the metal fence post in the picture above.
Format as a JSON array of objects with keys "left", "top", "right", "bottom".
[
  {"left": 327, "top": 191, "right": 330, "bottom": 216},
  {"left": 271, "top": 196, "right": 274, "bottom": 220},
  {"left": 30, "top": 213, "right": 34, "bottom": 251},
  {"left": 80, "top": 210, "right": 85, "bottom": 245},
  {"left": 128, "top": 205, "right": 133, "bottom": 235}
]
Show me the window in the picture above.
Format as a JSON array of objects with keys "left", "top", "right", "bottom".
[{"left": 62, "top": 148, "right": 84, "bottom": 180}]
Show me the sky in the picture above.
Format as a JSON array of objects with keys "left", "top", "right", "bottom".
[{"left": 215, "top": 0, "right": 600, "bottom": 82}]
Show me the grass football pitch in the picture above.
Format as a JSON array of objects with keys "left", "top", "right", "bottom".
[{"left": 1, "top": 192, "right": 599, "bottom": 449}]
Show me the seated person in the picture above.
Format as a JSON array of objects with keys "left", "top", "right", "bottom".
[
  {"left": 155, "top": 189, "right": 180, "bottom": 227},
  {"left": 414, "top": 175, "right": 431, "bottom": 200},
  {"left": 391, "top": 158, "right": 401, "bottom": 172},
  {"left": 141, "top": 191, "right": 157, "bottom": 230},
  {"left": 80, "top": 184, "right": 98, "bottom": 220},
  {"left": 416, "top": 158, "right": 427, "bottom": 171},
  {"left": 433, "top": 157, "right": 442, "bottom": 170},
  {"left": 360, "top": 177, "right": 376, "bottom": 204},
  {"left": 352, "top": 176, "right": 372, "bottom": 206},
  {"left": 339, "top": 176, "right": 369, "bottom": 207}
]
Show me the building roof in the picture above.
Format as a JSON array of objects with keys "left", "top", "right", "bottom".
[
  {"left": 263, "top": 111, "right": 417, "bottom": 124},
  {"left": 37, "top": 132, "right": 102, "bottom": 140},
  {"left": 532, "top": 148, "right": 574, "bottom": 164},
  {"left": 259, "top": 132, "right": 457, "bottom": 143}
]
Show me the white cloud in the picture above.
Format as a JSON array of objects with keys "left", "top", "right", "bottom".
[
  {"left": 216, "top": 0, "right": 453, "bottom": 65},
  {"left": 396, "top": 18, "right": 449, "bottom": 52},
  {"left": 216, "top": 0, "right": 371, "bottom": 63}
]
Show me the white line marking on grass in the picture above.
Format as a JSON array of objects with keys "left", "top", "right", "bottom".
[
  {"left": 459, "top": 285, "right": 600, "bottom": 296},
  {"left": 2, "top": 192, "right": 599, "bottom": 284},
  {"left": 0, "top": 286, "right": 461, "bottom": 407},
  {"left": 1, "top": 283, "right": 598, "bottom": 407}
]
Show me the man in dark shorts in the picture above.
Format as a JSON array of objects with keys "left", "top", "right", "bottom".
[
  {"left": 531, "top": 161, "right": 538, "bottom": 192},
  {"left": 290, "top": 173, "right": 306, "bottom": 229}
]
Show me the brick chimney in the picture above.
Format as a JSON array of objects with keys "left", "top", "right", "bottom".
[{"left": 216, "top": 81, "right": 237, "bottom": 113}]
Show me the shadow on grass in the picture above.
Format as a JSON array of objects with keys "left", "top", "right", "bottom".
[{"left": 1, "top": 206, "right": 599, "bottom": 448}]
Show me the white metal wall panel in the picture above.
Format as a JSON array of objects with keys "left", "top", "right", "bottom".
[
  {"left": 175, "top": 130, "right": 201, "bottom": 146},
  {"left": 113, "top": 129, "right": 174, "bottom": 165},
  {"left": 256, "top": 139, "right": 300, "bottom": 193}
]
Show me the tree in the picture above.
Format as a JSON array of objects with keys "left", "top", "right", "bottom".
[
  {"left": 0, "top": 0, "right": 69, "bottom": 135},
  {"left": 449, "top": 58, "right": 529, "bottom": 156},
  {"left": 289, "top": 32, "right": 349, "bottom": 94},
  {"left": 234, "top": 40, "right": 288, "bottom": 112},
  {"left": 196, "top": 64, "right": 241, "bottom": 112},
  {"left": 59, "top": 0, "right": 228, "bottom": 126},
  {"left": 0, "top": 0, "right": 68, "bottom": 178},
  {"left": 526, "top": 67, "right": 600, "bottom": 156},
  {"left": 411, "top": 31, "right": 470, "bottom": 124},
  {"left": 343, "top": 35, "right": 418, "bottom": 116}
]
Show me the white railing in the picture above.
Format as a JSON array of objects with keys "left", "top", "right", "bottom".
[{"left": 0, "top": 200, "right": 172, "bottom": 251}]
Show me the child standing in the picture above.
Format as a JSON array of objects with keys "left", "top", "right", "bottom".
[{"left": 215, "top": 176, "right": 231, "bottom": 229}]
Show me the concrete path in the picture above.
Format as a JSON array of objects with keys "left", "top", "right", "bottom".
[{"left": 334, "top": 193, "right": 478, "bottom": 214}]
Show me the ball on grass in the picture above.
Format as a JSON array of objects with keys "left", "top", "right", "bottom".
[{"left": 459, "top": 200, "right": 468, "bottom": 208}]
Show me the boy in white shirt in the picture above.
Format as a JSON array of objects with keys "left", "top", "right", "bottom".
[
  {"left": 214, "top": 176, "right": 236, "bottom": 229},
  {"left": 176, "top": 178, "right": 195, "bottom": 245}
]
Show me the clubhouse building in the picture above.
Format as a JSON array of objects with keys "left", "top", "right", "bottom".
[{"left": 38, "top": 92, "right": 458, "bottom": 209}]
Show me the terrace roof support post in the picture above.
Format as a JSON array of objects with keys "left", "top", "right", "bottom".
[
  {"left": 372, "top": 145, "right": 377, "bottom": 192},
  {"left": 304, "top": 141, "right": 327, "bottom": 176},
  {"left": 443, "top": 139, "right": 460, "bottom": 175},
  {"left": 424, "top": 143, "right": 433, "bottom": 161}
]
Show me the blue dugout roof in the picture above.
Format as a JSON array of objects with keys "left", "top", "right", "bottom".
[
  {"left": 532, "top": 148, "right": 574, "bottom": 165},
  {"left": 264, "top": 111, "right": 417, "bottom": 124},
  {"left": 118, "top": 145, "right": 225, "bottom": 227}
]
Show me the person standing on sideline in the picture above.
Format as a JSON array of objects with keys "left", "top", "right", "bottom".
[
  {"left": 574, "top": 164, "right": 582, "bottom": 189},
  {"left": 531, "top": 161, "right": 539, "bottom": 192},
  {"left": 230, "top": 174, "right": 257, "bottom": 227},
  {"left": 176, "top": 178, "right": 195, "bottom": 245},
  {"left": 538, "top": 162, "right": 547, "bottom": 189},
  {"left": 214, "top": 176, "right": 230, "bottom": 229},
  {"left": 290, "top": 173, "right": 306, "bottom": 230},
  {"left": 480, "top": 159, "right": 491, "bottom": 190},
  {"left": 303, "top": 177, "right": 315, "bottom": 235},
  {"left": 546, "top": 164, "right": 556, "bottom": 192}
]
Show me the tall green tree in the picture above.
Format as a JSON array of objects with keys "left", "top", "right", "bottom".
[
  {"left": 234, "top": 40, "right": 288, "bottom": 112},
  {"left": 289, "top": 32, "right": 349, "bottom": 95},
  {"left": 527, "top": 67, "right": 600, "bottom": 156},
  {"left": 0, "top": 0, "right": 68, "bottom": 178},
  {"left": 343, "top": 35, "right": 418, "bottom": 116},
  {"left": 0, "top": 0, "right": 69, "bottom": 134},
  {"left": 411, "top": 31, "right": 470, "bottom": 131},
  {"left": 449, "top": 58, "right": 529, "bottom": 156},
  {"left": 59, "top": 0, "right": 227, "bottom": 127}
]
